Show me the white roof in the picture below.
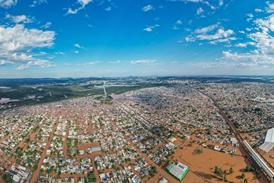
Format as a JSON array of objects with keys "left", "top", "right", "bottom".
[
  {"left": 259, "top": 128, "right": 274, "bottom": 153},
  {"left": 159, "top": 178, "right": 168, "bottom": 183},
  {"left": 265, "top": 128, "right": 274, "bottom": 143},
  {"left": 12, "top": 175, "right": 20, "bottom": 183},
  {"left": 260, "top": 142, "right": 274, "bottom": 153}
]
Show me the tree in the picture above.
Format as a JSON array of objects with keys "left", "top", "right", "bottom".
[
  {"left": 193, "top": 146, "right": 203, "bottom": 154},
  {"left": 229, "top": 167, "right": 233, "bottom": 174},
  {"left": 223, "top": 170, "right": 227, "bottom": 181},
  {"left": 244, "top": 165, "right": 253, "bottom": 172},
  {"left": 214, "top": 166, "right": 224, "bottom": 178},
  {"left": 3, "top": 174, "right": 12, "bottom": 183},
  {"left": 240, "top": 173, "right": 245, "bottom": 179}
]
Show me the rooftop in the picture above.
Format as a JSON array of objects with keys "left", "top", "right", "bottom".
[{"left": 166, "top": 162, "right": 189, "bottom": 182}]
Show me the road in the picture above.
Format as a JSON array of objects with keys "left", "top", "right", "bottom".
[
  {"left": 103, "top": 82, "right": 107, "bottom": 97},
  {"left": 125, "top": 136, "right": 180, "bottom": 183},
  {"left": 30, "top": 122, "right": 58, "bottom": 183},
  {"left": 196, "top": 88, "right": 270, "bottom": 183}
]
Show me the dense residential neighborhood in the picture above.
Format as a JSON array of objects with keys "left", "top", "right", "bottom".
[{"left": 1, "top": 77, "right": 274, "bottom": 182}]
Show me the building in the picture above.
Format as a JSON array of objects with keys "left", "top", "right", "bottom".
[
  {"left": 159, "top": 177, "right": 168, "bottom": 183},
  {"left": 259, "top": 127, "right": 274, "bottom": 153},
  {"left": 244, "top": 140, "right": 274, "bottom": 181},
  {"left": 231, "top": 137, "right": 239, "bottom": 147},
  {"left": 166, "top": 162, "right": 189, "bottom": 182}
]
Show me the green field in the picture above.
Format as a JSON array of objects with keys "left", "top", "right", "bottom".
[{"left": 0, "top": 79, "right": 173, "bottom": 110}]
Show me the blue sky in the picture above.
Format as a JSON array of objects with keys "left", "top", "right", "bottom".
[{"left": 0, "top": 0, "right": 273, "bottom": 77}]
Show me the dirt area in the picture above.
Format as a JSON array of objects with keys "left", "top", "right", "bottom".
[
  {"left": 257, "top": 148, "right": 274, "bottom": 171},
  {"left": 145, "top": 172, "right": 161, "bottom": 183},
  {"left": 0, "top": 152, "right": 15, "bottom": 171},
  {"left": 172, "top": 139, "right": 259, "bottom": 183},
  {"left": 29, "top": 131, "right": 37, "bottom": 141}
]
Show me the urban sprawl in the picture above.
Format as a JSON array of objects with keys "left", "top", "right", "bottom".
[{"left": 0, "top": 78, "right": 274, "bottom": 183}]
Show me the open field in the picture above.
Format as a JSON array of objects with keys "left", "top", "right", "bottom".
[
  {"left": 0, "top": 78, "right": 172, "bottom": 110},
  {"left": 173, "top": 139, "right": 259, "bottom": 183}
]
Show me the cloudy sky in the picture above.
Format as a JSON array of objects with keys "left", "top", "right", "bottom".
[{"left": 0, "top": 0, "right": 273, "bottom": 77}]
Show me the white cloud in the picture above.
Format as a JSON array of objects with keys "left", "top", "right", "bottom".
[
  {"left": 185, "top": 35, "right": 195, "bottom": 42},
  {"left": 266, "top": 1, "right": 274, "bottom": 13},
  {"left": 105, "top": 6, "right": 112, "bottom": 11},
  {"left": 235, "top": 42, "right": 255, "bottom": 48},
  {"left": 6, "top": 14, "right": 33, "bottom": 24},
  {"left": 197, "top": 28, "right": 234, "bottom": 41},
  {"left": 143, "top": 24, "right": 160, "bottom": 32},
  {"left": 184, "top": 0, "right": 203, "bottom": 2},
  {"left": 109, "top": 60, "right": 121, "bottom": 64},
  {"left": 255, "top": 8, "right": 263, "bottom": 13},
  {"left": 184, "top": 0, "right": 204, "bottom": 2},
  {"left": 194, "top": 23, "right": 219, "bottom": 34},
  {"left": 0, "top": 0, "right": 17, "bottom": 8},
  {"left": 41, "top": 22, "right": 52, "bottom": 29},
  {"left": 175, "top": 19, "right": 183, "bottom": 25},
  {"left": 144, "top": 27, "right": 153, "bottom": 32},
  {"left": 173, "top": 19, "right": 183, "bottom": 30},
  {"left": 245, "top": 27, "right": 252, "bottom": 32},
  {"left": 87, "top": 61, "right": 99, "bottom": 65},
  {"left": 74, "top": 43, "right": 82, "bottom": 48},
  {"left": 169, "top": 0, "right": 207, "bottom": 3},
  {"left": 0, "top": 24, "right": 55, "bottom": 69},
  {"left": 0, "top": 25, "right": 54, "bottom": 51},
  {"left": 131, "top": 59, "right": 157, "bottom": 65},
  {"left": 16, "top": 60, "right": 51, "bottom": 70},
  {"left": 142, "top": 4, "right": 154, "bottom": 12},
  {"left": 222, "top": 51, "right": 274, "bottom": 65},
  {"left": 30, "top": 0, "right": 47, "bottom": 7},
  {"left": 16, "top": 64, "right": 30, "bottom": 70},
  {"left": 55, "top": 51, "right": 65, "bottom": 55},
  {"left": 66, "top": 8, "right": 79, "bottom": 15},
  {"left": 246, "top": 15, "right": 274, "bottom": 56},
  {"left": 186, "top": 23, "right": 235, "bottom": 44},
  {"left": 175, "top": 0, "right": 215, "bottom": 9},
  {"left": 77, "top": 61, "right": 100, "bottom": 66},
  {"left": 168, "top": 0, "right": 224, "bottom": 11},
  {"left": 255, "top": 14, "right": 274, "bottom": 32},
  {"left": 218, "top": 0, "right": 223, "bottom": 6},
  {"left": 248, "top": 31, "right": 274, "bottom": 54},
  {"left": 0, "top": 60, "right": 11, "bottom": 65},
  {"left": 79, "top": 0, "right": 92, "bottom": 6},
  {"left": 246, "top": 13, "right": 254, "bottom": 22},
  {"left": 66, "top": 0, "right": 93, "bottom": 15},
  {"left": 222, "top": 11, "right": 274, "bottom": 66},
  {"left": 196, "top": 7, "right": 204, "bottom": 16}
]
